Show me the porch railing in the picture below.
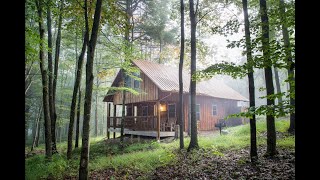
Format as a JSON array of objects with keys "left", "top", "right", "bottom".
[{"left": 108, "top": 116, "right": 172, "bottom": 131}]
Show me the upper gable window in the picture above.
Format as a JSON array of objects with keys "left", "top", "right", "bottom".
[
  {"left": 124, "top": 72, "right": 140, "bottom": 89},
  {"left": 133, "top": 72, "right": 140, "bottom": 89}
]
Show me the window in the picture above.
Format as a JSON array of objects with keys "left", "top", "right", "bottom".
[
  {"left": 212, "top": 105, "right": 217, "bottom": 116},
  {"left": 124, "top": 72, "right": 140, "bottom": 89},
  {"left": 168, "top": 104, "right": 176, "bottom": 118},
  {"left": 133, "top": 72, "right": 140, "bottom": 89},
  {"left": 142, "top": 106, "right": 148, "bottom": 116},
  {"left": 125, "top": 75, "right": 131, "bottom": 87},
  {"left": 196, "top": 104, "right": 200, "bottom": 121}
]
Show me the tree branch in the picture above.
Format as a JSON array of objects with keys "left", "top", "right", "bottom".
[{"left": 196, "top": 10, "right": 213, "bottom": 25}]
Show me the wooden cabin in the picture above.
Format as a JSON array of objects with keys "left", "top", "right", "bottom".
[{"left": 103, "top": 60, "right": 249, "bottom": 140}]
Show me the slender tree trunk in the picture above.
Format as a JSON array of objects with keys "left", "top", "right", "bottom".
[
  {"left": 67, "top": 23, "right": 89, "bottom": 160},
  {"left": 273, "top": 67, "right": 283, "bottom": 111},
  {"left": 75, "top": 88, "right": 81, "bottom": 148},
  {"left": 120, "top": 0, "right": 131, "bottom": 144},
  {"left": 259, "top": 0, "right": 277, "bottom": 157},
  {"left": 46, "top": 0, "right": 57, "bottom": 154},
  {"left": 179, "top": 0, "right": 185, "bottom": 150},
  {"left": 279, "top": 0, "right": 295, "bottom": 134},
  {"left": 79, "top": 0, "right": 103, "bottom": 179},
  {"left": 36, "top": 0, "right": 52, "bottom": 160},
  {"left": 187, "top": 0, "right": 199, "bottom": 151},
  {"left": 242, "top": 0, "right": 258, "bottom": 162},
  {"left": 95, "top": 56, "right": 99, "bottom": 137},
  {"left": 25, "top": 104, "right": 31, "bottom": 145},
  {"left": 51, "top": 0, "right": 64, "bottom": 154},
  {"left": 31, "top": 104, "right": 43, "bottom": 151},
  {"left": 95, "top": 87, "right": 98, "bottom": 137},
  {"left": 102, "top": 101, "right": 105, "bottom": 136},
  {"left": 121, "top": 73, "right": 126, "bottom": 143},
  {"left": 35, "top": 114, "right": 42, "bottom": 147}
]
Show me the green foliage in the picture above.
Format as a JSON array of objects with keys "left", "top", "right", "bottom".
[
  {"left": 194, "top": 61, "right": 248, "bottom": 80},
  {"left": 104, "top": 0, "right": 128, "bottom": 36},
  {"left": 211, "top": 19, "right": 241, "bottom": 36},
  {"left": 25, "top": 154, "right": 68, "bottom": 179}
]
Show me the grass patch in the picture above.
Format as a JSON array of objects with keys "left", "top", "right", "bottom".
[
  {"left": 90, "top": 146, "right": 176, "bottom": 172},
  {"left": 25, "top": 119, "right": 294, "bottom": 179},
  {"left": 25, "top": 154, "right": 70, "bottom": 179}
]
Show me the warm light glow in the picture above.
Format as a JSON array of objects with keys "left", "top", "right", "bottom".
[{"left": 160, "top": 104, "right": 166, "bottom": 111}]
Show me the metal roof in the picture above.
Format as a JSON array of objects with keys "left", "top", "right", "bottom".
[{"left": 132, "top": 60, "right": 249, "bottom": 101}]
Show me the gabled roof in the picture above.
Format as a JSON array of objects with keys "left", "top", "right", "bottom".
[{"left": 132, "top": 60, "right": 249, "bottom": 101}]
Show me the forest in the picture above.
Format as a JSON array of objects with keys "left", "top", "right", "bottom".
[{"left": 25, "top": 0, "right": 295, "bottom": 179}]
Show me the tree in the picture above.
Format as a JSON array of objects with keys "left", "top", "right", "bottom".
[
  {"left": 179, "top": 0, "right": 185, "bottom": 150},
  {"left": 187, "top": 0, "right": 199, "bottom": 151},
  {"left": 36, "top": 0, "right": 52, "bottom": 160},
  {"left": 242, "top": 0, "right": 257, "bottom": 161},
  {"left": 51, "top": 0, "right": 64, "bottom": 154},
  {"left": 79, "top": 0, "right": 103, "bottom": 178},
  {"left": 46, "top": 0, "right": 58, "bottom": 153},
  {"left": 279, "top": 0, "right": 295, "bottom": 134},
  {"left": 259, "top": 0, "right": 277, "bottom": 157},
  {"left": 75, "top": 87, "right": 81, "bottom": 148},
  {"left": 67, "top": 6, "right": 90, "bottom": 160},
  {"left": 273, "top": 67, "right": 283, "bottom": 111},
  {"left": 31, "top": 103, "right": 43, "bottom": 151}
]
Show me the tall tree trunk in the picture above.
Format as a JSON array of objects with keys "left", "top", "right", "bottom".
[
  {"left": 75, "top": 88, "right": 81, "bottom": 148},
  {"left": 95, "top": 55, "right": 99, "bottom": 137},
  {"left": 52, "top": 0, "right": 64, "bottom": 154},
  {"left": 35, "top": 113, "right": 42, "bottom": 147},
  {"left": 279, "top": 0, "right": 295, "bottom": 134},
  {"left": 187, "top": 0, "right": 199, "bottom": 151},
  {"left": 79, "top": 0, "right": 103, "bottom": 179},
  {"left": 46, "top": 0, "right": 57, "bottom": 154},
  {"left": 102, "top": 101, "right": 105, "bottom": 136},
  {"left": 242, "top": 0, "right": 258, "bottom": 162},
  {"left": 259, "top": 0, "right": 277, "bottom": 157},
  {"left": 120, "top": 0, "right": 131, "bottom": 144},
  {"left": 121, "top": 73, "right": 126, "bottom": 143},
  {"left": 25, "top": 104, "right": 30, "bottom": 145},
  {"left": 273, "top": 67, "right": 283, "bottom": 111},
  {"left": 95, "top": 85, "right": 98, "bottom": 137},
  {"left": 31, "top": 104, "right": 43, "bottom": 151},
  {"left": 36, "top": 0, "right": 52, "bottom": 160},
  {"left": 67, "top": 24, "right": 89, "bottom": 160},
  {"left": 179, "top": 0, "right": 185, "bottom": 150}
]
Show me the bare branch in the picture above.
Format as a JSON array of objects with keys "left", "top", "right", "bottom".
[
  {"left": 25, "top": 81, "right": 33, "bottom": 95},
  {"left": 196, "top": 10, "right": 213, "bottom": 25}
]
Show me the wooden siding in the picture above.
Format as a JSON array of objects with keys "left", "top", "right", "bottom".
[
  {"left": 182, "top": 95, "right": 243, "bottom": 131},
  {"left": 109, "top": 79, "right": 243, "bottom": 132},
  {"left": 113, "top": 72, "right": 159, "bottom": 105}
]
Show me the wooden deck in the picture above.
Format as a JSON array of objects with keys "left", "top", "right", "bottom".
[{"left": 108, "top": 128, "right": 175, "bottom": 137}]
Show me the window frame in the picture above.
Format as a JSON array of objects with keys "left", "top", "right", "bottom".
[
  {"left": 168, "top": 103, "right": 176, "bottom": 118},
  {"left": 196, "top": 104, "right": 200, "bottom": 121},
  {"left": 212, "top": 104, "right": 217, "bottom": 116}
]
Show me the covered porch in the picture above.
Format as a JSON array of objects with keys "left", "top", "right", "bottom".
[{"left": 105, "top": 101, "right": 178, "bottom": 140}]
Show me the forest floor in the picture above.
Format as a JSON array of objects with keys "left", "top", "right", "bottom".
[
  {"left": 88, "top": 145, "right": 295, "bottom": 180},
  {"left": 25, "top": 119, "right": 295, "bottom": 180}
]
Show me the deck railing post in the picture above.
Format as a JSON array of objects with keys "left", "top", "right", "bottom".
[
  {"left": 113, "top": 104, "right": 117, "bottom": 139},
  {"left": 157, "top": 101, "right": 160, "bottom": 142},
  {"left": 107, "top": 103, "right": 111, "bottom": 139}
]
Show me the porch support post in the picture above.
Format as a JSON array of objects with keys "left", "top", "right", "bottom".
[
  {"left": 113, "top": 104, "right": 117, "bottom": 139},
  {"left": 157, "top": 101, "right": 160, "bottom": 142},
  {"left": 107, "top": 103, "right": 111, "bottom": 139}
]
